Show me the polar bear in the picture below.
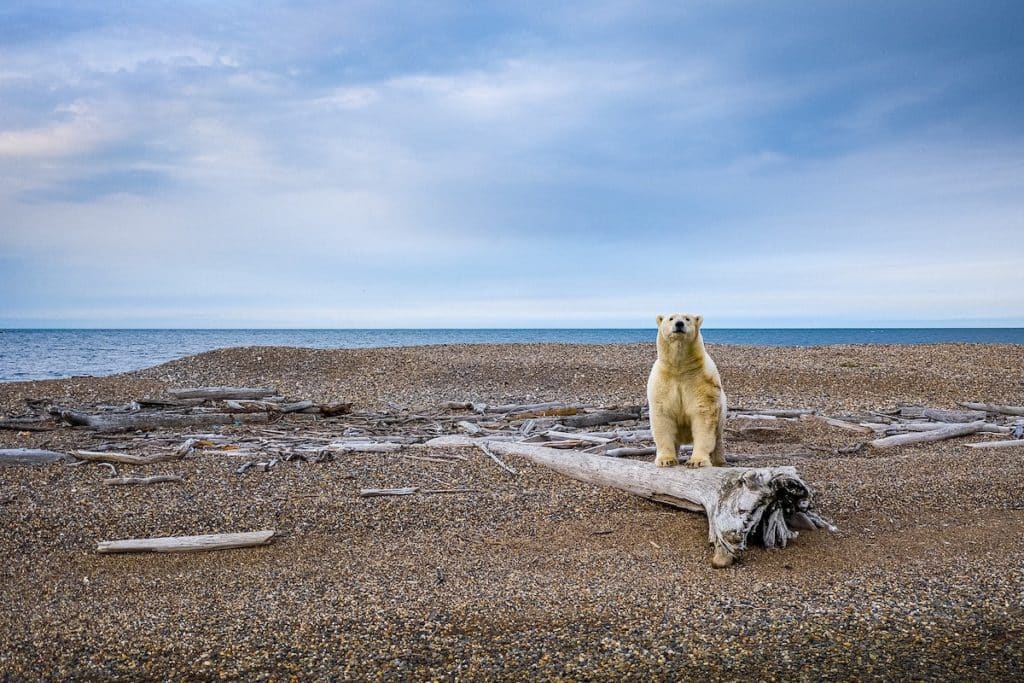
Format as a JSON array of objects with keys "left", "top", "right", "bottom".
[{"left": 646, "top": 313, "right": 727, "bottom": 468}]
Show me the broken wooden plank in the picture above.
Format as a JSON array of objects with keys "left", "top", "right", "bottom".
[
  {"left": 96, "top": 530, "right": 275, "bottom": 554},
  {"left": 0, "top": 448, "right": 69, "bottom": 465},
  {"left": 168, "top": 387, "right": 278, "bottom": 400},
  {"left": 544, "top": 430, "right": 613, "bottom": 444},
  {"left": 869, "top": 420, "right": 987, "bottom": 450},
  {"left": 604, "top": 446, "right": 658, "bottom": 458}
]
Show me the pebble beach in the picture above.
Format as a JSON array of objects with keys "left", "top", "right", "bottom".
[{"left": 1, "top": 342, "right": 1023, "bottom": 680}]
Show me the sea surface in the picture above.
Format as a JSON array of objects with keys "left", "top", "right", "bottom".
[{"left": 1, "top": 328, "right": 1023, "bottom": 382}]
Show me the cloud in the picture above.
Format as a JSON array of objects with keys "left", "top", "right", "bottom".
[{"left": 1, "top": 1, "right": 1022, "bottom": 327}]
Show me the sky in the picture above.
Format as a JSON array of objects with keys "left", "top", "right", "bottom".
[{"left": 1, "top": 1, "right": 1023, "bottom": 328}]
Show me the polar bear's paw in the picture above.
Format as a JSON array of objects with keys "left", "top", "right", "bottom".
[
  {"left": 654, "top": 453, "right": 679, "bottom": 467},
  {"left": 685, "top": 454, "right": 712, "bottom": 468}
]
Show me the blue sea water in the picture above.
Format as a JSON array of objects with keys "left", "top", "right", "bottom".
[{"left": 1, "top": 328, "right": 1022, "bottom": 382}]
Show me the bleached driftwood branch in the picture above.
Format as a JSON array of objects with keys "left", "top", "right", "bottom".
[
  {"left": 964, "top": 439, "right": 1024, "bottom": 450},
  {"left": 96, "top": 530, "right": 275, "bottom": 554},
  {"left": 61, "top": 410, "right": 270, "bottom": 433},
  {"left": 960, "top": 401, "right": 1024, "bottom": 417},
  {"left": 72, "top": 450, "right": 184, "bottom": 466},
  {"left": 0, "top": 448, "right": 69, "bottom": 465},
  {"left": 869, "top": 420, "right": 986, "bottom": 449},
  {"left": 430, "top": 437, "right": 834, "bottom": 567},
  {"left": 103, "top": 475, "right": 184, "bottom": 486},
  {"left": 168, "top": 387, "right": 278, "bottom": 400}
]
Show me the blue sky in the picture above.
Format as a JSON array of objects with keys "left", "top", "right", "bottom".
[{"left": 1, "top": 1, "right": 1022, "bottom": 328}]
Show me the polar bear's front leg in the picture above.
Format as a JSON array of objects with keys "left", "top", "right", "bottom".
[
  {"left": 686, "top": 417, "right": 718, "bottom": 469},
  {"left": 650, "top": 411, "right": 680, "bottom": 467}
]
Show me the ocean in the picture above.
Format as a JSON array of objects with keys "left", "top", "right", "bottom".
[{"left": 1, "top": 328, "right": 1023, "bottom": 382}]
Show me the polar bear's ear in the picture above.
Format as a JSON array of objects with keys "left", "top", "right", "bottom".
[
  {"left": 656, "top": 314, "right": 664, "bottom": 326},
  {"left": 694, "top": 315, "right": 704, "bottom": 329}
]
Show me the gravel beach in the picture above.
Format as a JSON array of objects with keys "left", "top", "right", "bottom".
[{"left": 1, "top": 342, "right": 1023, "bottom": 681}]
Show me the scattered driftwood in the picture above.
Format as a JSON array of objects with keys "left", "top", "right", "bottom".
[
  {"left": 103, "top": 475, "right": 184, "bottom": 486},
  {"left": 439, "top": 437, "right": 834, "bottom": 567},
  {"left": 964, "top": 439, "right": 1024, "bottom": 450},
  {"left": 562, "top": 409, "right": 641, "bottom": 429},
  {"left": 900, "top": 406, "right": 986, "bottom": 422},
  {"left": 960, "top": 402, "right": 1024, "bottom": 417},
  {"left": 72, "top": 450, "right": 185, "bottom": 466},
  {"left": 360, "top": 487, "right": 419, "bottom": 497},
  {"left": 96, "top": 530, "right": 275, "bottom": 554},
  {"left": 869, "top": 420, "right": 987, "bottom": 450},
  {"left": 61, "top": 410, "right": 270, "bottom": 433},
  {"left": 0, "top": 448, "right": 68, "bottom": 465},
  {"left": 168, "top": 387, "right": 278, "bottom": 400},
  {"left": 0, "top": 417, "right": 57, "bottom": 432}
]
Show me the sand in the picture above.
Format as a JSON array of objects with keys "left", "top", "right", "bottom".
[{"left": 1, "top": 342, "right": 1023, "bottom": 680}]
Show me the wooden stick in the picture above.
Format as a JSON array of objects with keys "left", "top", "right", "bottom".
[
  {"left": 96, "top": 530, "right": 275, "bottom": 554},
  {"left": 359, "top": 487, "right": 419, "bottom": 497},
  {"left": 73, "top": 450, "right": 184, "bottom": 465},
  {"left": 477, "top": 442, "right": 519, "bottom": 476},
  {"left": 869, "top": 420, "right": 987, "bottom": 450},
  {"left": 102, "top": 475, "right": 184, "bottom": 486},
  {"left": 168, "top": 387, "right": 278, "bottom": 400},
  {"left": 960, "top": 401, "right": 1024, "bottom": 417},
  {"left": 964, "top": 439, "right": 1024, "bottom": 450},
  {"left": 0, "top": 448, "right": 68, "bottom": 465}
]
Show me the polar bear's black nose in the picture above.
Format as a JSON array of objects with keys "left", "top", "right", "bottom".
[{"left": 674, "top": 320, "right": 686, "bottom": 332}]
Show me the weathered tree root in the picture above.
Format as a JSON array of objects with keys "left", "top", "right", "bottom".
[{"left": 432, "top": 437, "right": 835, "bottom": 567}]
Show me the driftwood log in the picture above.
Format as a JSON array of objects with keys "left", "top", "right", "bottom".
[
  {"left": 96, "top": 530, "right": 276, "bottom": 554},
  {"left": 61, "top": 410, "right": 270, "bottom": 433},
  {"left": 960, "top": 401, "right": 1024, "bottom": 417},
  {"left": 433, "top": 437, "right": 834, "bottom": 567},
  {"left": 168, "top": 387, "right": 278, "bottom": 400},
  {"left": 103, "top": 475, "right": 184, "bottom": 486},
  {"left": 0, "top": 448, "right": 69, "bottom": 465},
  {"left": 869, "top": 420, "right": 986, "bottom": 449},
  {"left": 0, "top": 418, "right": 57, "bottom": 432}
]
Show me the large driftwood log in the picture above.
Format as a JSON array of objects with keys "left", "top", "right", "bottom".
[
  {"left": 0, "top": 448, "right": 69, "bottom": 465},
  {"left": 96, "top": 530, "right": 275, "bottom": 554},
  {"left": 73, "top": 450, "right": 184, "bottom": 465},
  {"left": 869, "top": 420, "right": 986, "bottom": 449},
  {"left": 168, "top": 387, "right": 278, "bottom": 400},
  {"left": 432, "top": 437, "right": 833, "bottom": 567},
  {"left": 61, "top": 410, "right": 270, "bottom": 433}
]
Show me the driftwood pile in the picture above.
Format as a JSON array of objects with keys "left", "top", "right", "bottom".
[{"left": 3, "top": 387, "right": 1023, "bottom": 565}]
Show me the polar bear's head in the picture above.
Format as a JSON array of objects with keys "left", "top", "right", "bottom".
[{"left": 656, "top": 312, "right": 703, "bottom": 344}]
